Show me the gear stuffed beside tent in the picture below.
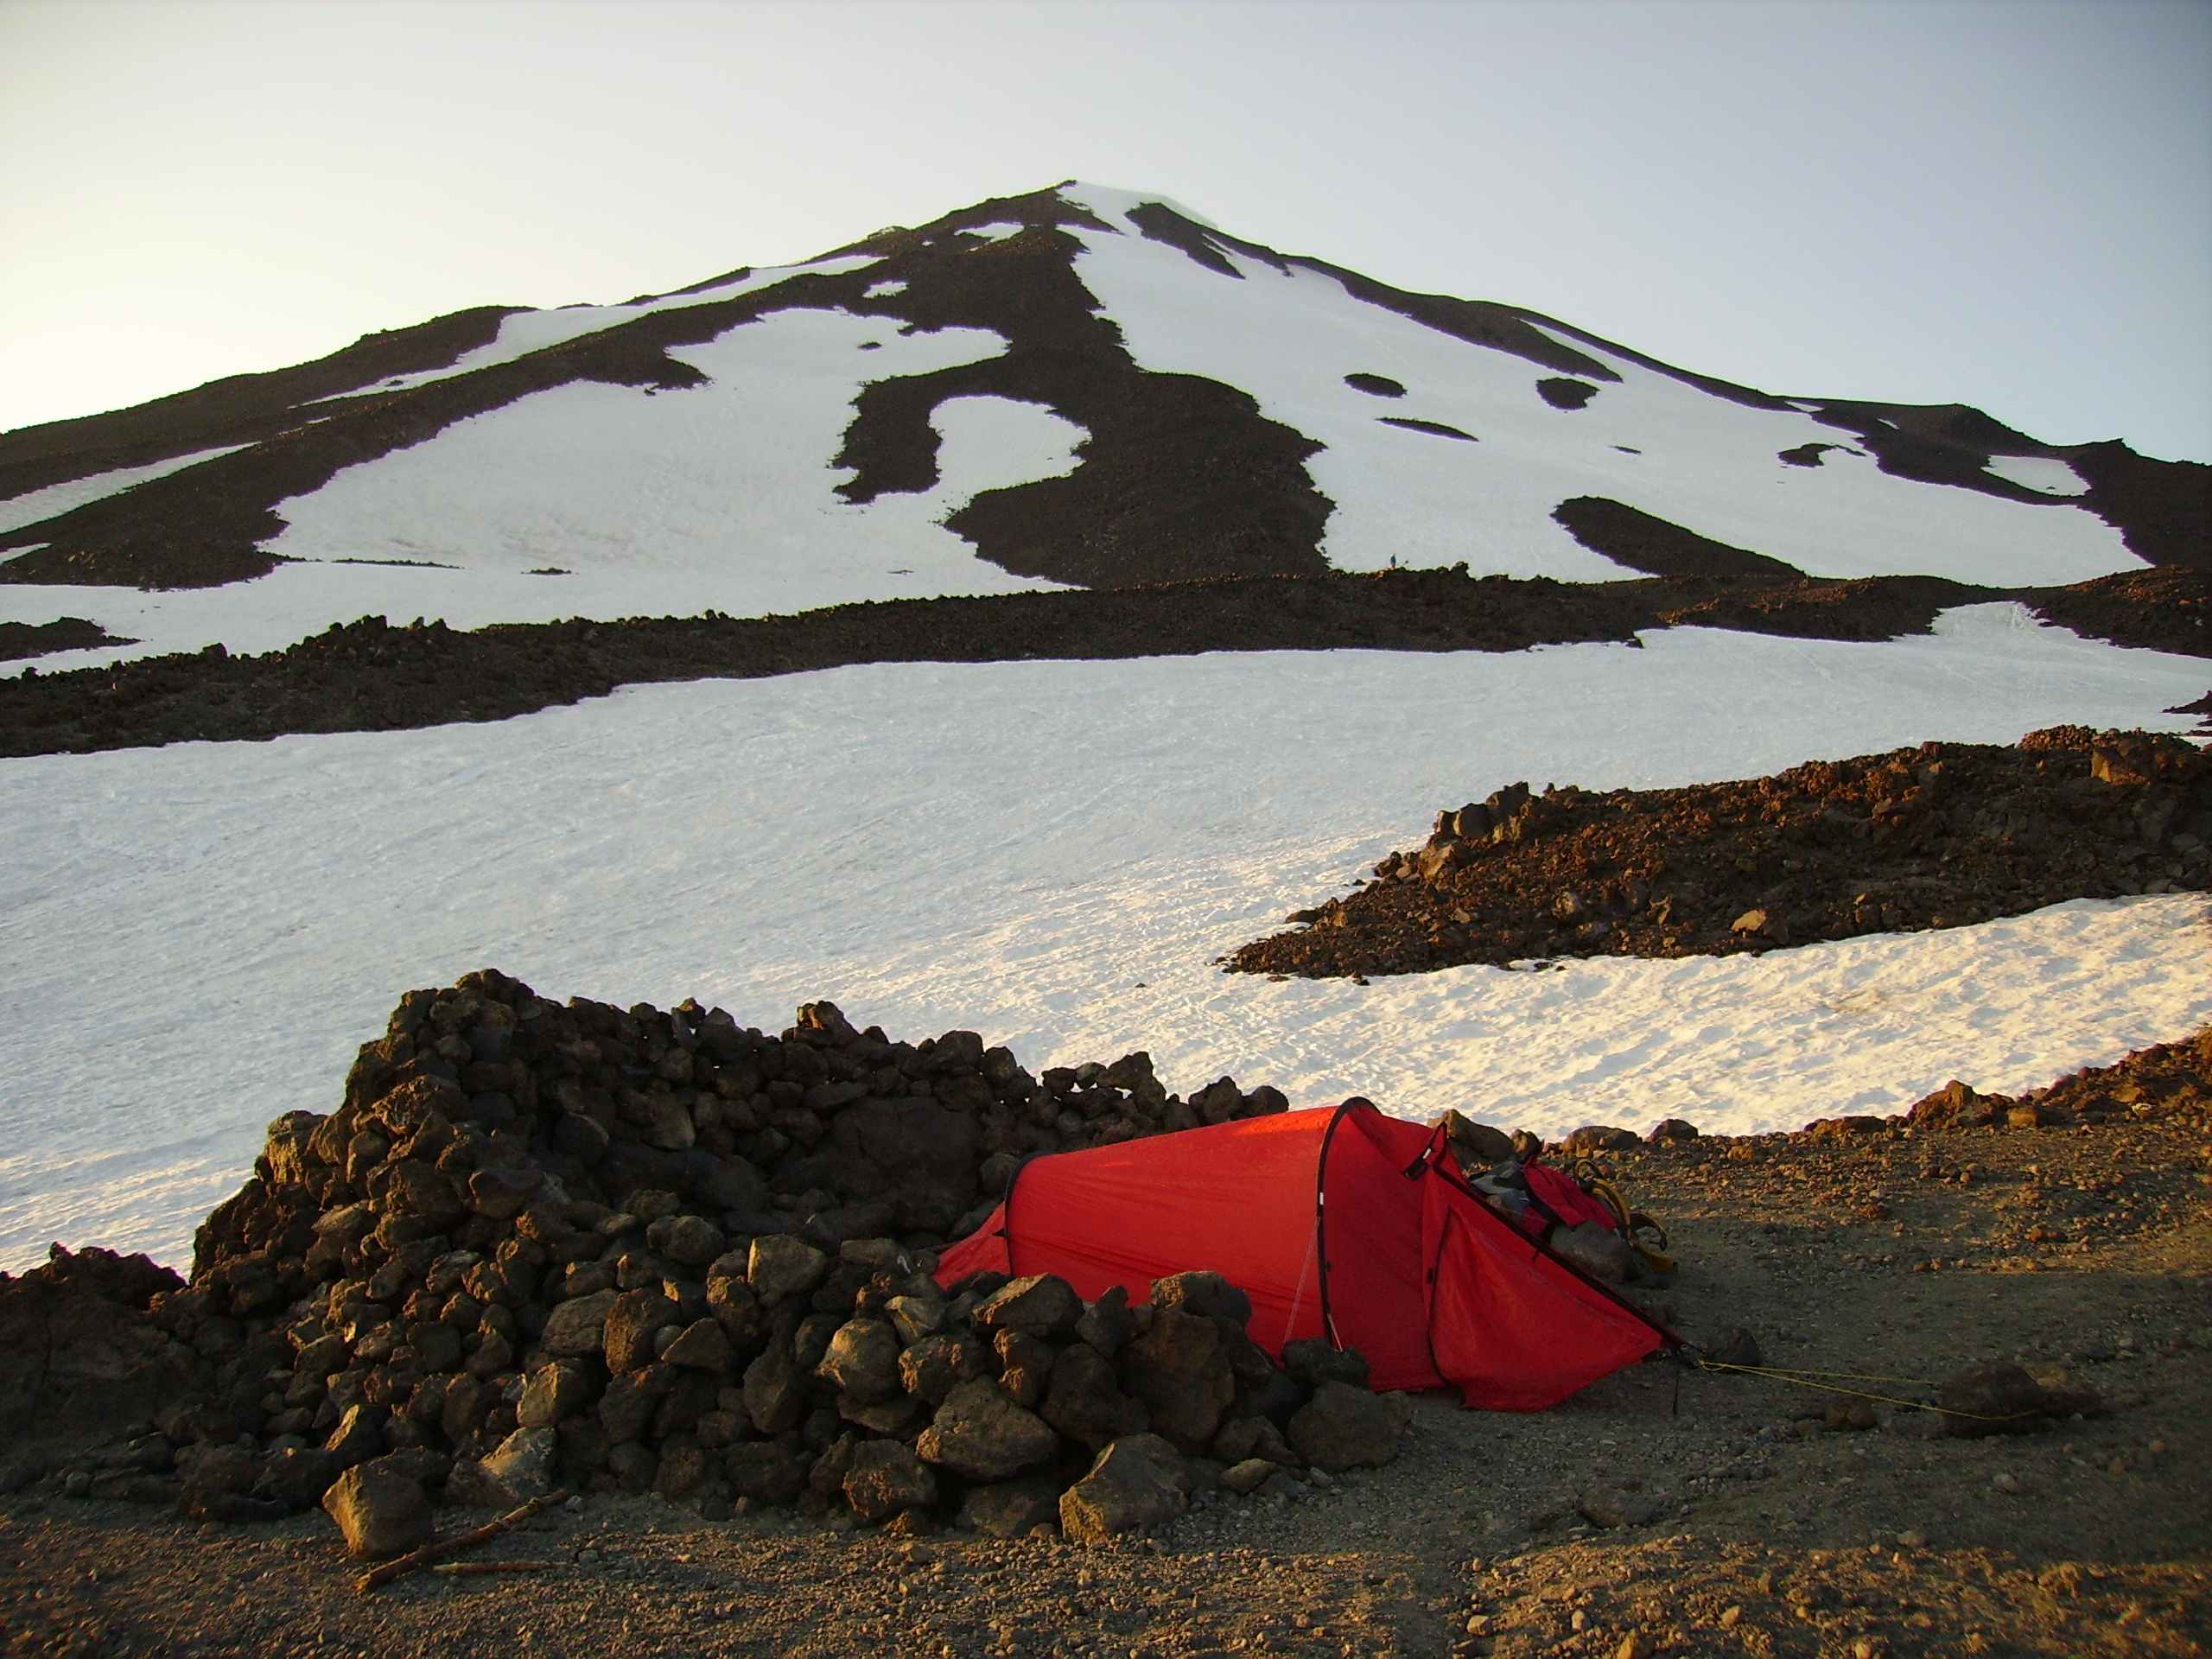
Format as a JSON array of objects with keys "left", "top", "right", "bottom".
[{"left": 937, "top": 1098, "right": 1677, "bottom": 1409}]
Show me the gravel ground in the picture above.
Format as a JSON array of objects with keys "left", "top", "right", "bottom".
[{"left": 3, "top": 1088, "right": 2206, "bottom": 1658}]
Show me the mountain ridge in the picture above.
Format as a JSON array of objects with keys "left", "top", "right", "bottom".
[{"left": 3, "top": 181, "right": 2201, "bottom": 618}]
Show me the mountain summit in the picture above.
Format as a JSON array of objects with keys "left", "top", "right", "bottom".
[{"left": 2, "top": 181, "right": 2201, "bottom": 671}]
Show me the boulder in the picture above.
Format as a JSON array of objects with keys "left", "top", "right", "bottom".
[
  {"left": 884, "top": 1294, "right": 944, "bottom": 1347},
  {"left": 1220, "top": 1458, "right": 1278, "bottom": 1496},
  {"left": 646, "top": 1214, "right": 725, "bottom": 1268},
  {"left": 899, "top": 1334, "right": 986, "bottom": 1404},
  {"left": 1211, "top": 1414, "right": 1298, "bottom": 1468},
  {"left": 815, "top": 1318, "right": 904, "bottom": 1404},
  {"left": 725, "top": 1440, "right": 807, "bottom": 1505},
  {"left": 517, "top": 1360, "right": 595, "bottom": 1427},
  {"left": 790, "top": 1097, "right": 980, "bottom": 1228},
  {"left": 378, "top": 1160, "right": 465, "bottom": 1227},
  {"left": 1908, "top": 1080, "right": 1999, "bottom": 1129},
  {"left": 992, "top": 1328, "right": 1055, "bottom": 1408},
  {"left": 466, "top": 1166, "right": 541, "bottom": 1219},
  {"left": 959, "top": 1474, "right": 1062, "bottom": 1538},
  {"left": 653, "top": 1438, "right": 709, "bottom": 1500},
  {"left": 704, "top": 1276, "right": 764, "bottom": 1349},
  {"left": 1579, "top": 1484, "right": 1663, "bottom": 1529},
  {"left": 175, "top": 1443, "right": 261, "bottom": 1500},
  {"left": 1558, "top": 1126, "right": 1640, "bottom": 1154},
  {"left": 1122, "top": 1307, "right": 1234, "bottom": 1454},
  {"left": 1287, "top": 1381, "right": 1404, "bottom": 1471},
  {"left": 1040, "top": 1342, "right": 1149, "bottom": 1451},
  {"left": 1149, "top": 1271, "right": 1251, "bottom": 1330},
  {"left": 251, "top": 1446, "right": 340, "bottom": 1510},
  {"left": 1073, "top": 1286, "right": 1135, "bottom": 1357},
  {"left": 1704, "top": 1326, "right": 1763, "bottom": 1369},
  {"left": 1802, "top": 1114, "right": 1888, "bottom": 1143},
  {"left": 662, "top": 1319, "right": 737, "bottom": 1375},
  {"left": 1281, "top": 1339, "right": 1370, "bottom": 1393},
  {"left": 0, "top": 1249, "right": 199, "bottom": 1442},
  {"left": 320, "top": 1463, "right": 432, "bottom": 1560},
  {"left": 747, "top": 1236, "right": 830, "bottom": 1306},
  {"left": 480, "top": 1426, "right": 560, "bottom": 1498},
  {"left": 1936, "top": 1362, "right": 2101, "bottom": 1439},
  {"left": 741, "top": 1345, "right": 810, "bottom": 1435},
  {"left": 603, "top": 1288, "right": 680, "bottom": 1374},
  {"left": 972, "top": 1274, "right": 1084, "bottom": 1339},
  {"left": 915, "top": 1377, "right": 1058, "bottom": 1482},
  {"left": 1059, "top": 1434, "right": 1191, "bottom": 1542},
  {"left": 842, "top": 1440, "right": 938, "bottom": 1523},
  {"left": 540, "top": 1289, "right": 620, "bottom": 1358},
  {"left": 599, "top": 1364, "right": 676, "bottom": 1443},
  {"left": 1441, "top": 1111, "right": 1517, "bottom": 1166},
  {"left": 322, "top": 1402, "right": 388, "bottom": 1469},
  {"left": 444, "top": 1458, "right": 521, "bottom": 1509}
]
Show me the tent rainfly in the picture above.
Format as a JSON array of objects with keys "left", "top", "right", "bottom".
[{"left": 935, "top": 1098, "right": 1677, "bottom": 1410}]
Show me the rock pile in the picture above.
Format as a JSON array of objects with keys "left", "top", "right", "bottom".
[
  {"left": 1230, "top": 728, "right": 2210, "bottom": 978},
  {"left": 3, "top": 974, "right": 1407, "bottom": 1553}
]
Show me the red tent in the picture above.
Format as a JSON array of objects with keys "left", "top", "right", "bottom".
[{"left": 935, "top": 1099, "right": 1675, "bottom": 1409}]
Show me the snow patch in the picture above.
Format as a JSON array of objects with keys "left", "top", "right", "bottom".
[
  {"left": 1058, "top": 181, "right": 1222, "bottom": 233},
  {"left": 1983, "top": 454, "right": 2088, "bottom": 497},
  {"left": 0, "top": 446, "right": 252, "bottom": 537},
  {"left": 864, "top": 279, "right": 909, "bottom": 299},
  {"left": 961, "top": 223, "right": 1026, "bottom": 245},
  {"left": 318, "top": 253, "right": 884, "bottom": 401}
]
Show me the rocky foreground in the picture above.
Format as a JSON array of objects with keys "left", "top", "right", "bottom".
[
  {"left": 1, "top": 977, "right": 2208, "bottom": 1656},
  {"left": 1230, "top": 727, "right": 2209, "bottom": 979}
]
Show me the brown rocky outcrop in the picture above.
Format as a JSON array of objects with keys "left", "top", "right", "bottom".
[{"left": 1230, "top": 728, "right": 2210, "bottom": 978}]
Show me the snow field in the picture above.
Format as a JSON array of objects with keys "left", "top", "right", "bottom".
[
  {"left": 312, "top": 253, "right": 887, "bottom": 402},
  {"left": 1, "top": 322, "right": 1089, "bottom": 673},
  {"left": 1059, "top": 188, "right": 2142, "bottom": 588},
  {"left": 2, "top": 604, "right": 2204, "bottom": 1269}
]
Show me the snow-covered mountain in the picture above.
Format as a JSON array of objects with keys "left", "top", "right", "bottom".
[
  {"left": 1, "top": 183, "right": 2204, "bottom": 1271},
  {"left": 1, "top": 181, "right": 2198, "bottom": 669}
]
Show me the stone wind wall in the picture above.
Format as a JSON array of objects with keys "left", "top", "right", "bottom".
[{"left": 14, "top": 972, "right": 1406, "bottom": 1553}]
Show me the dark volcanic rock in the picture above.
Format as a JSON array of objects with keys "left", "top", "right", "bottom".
[
  {"left": 1287, "top": 1381, "right": 1407, "bottom": 1472},
  {"left": 0, "top": 1247, "right": 197, "bottom": 1442},
  {"left": 1935, "top": 1361, "right": 2102, "bottom": 1438},
  {"left": 10, "top": 563, "right": 2195, "bottom": 760},
  {"left": 1554, "top": 496, "right": 1802, "bottom": 579},
  {"left": 1122, "top": 1308, "right": 1236, "bottom": 1454},
  {"left": 1230, "top": 728, "right": 2210, "bottom": 978}
]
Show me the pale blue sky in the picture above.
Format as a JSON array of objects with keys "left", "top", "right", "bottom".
[{"left": 3, "top": 0, "right": 2208, "bottom": 460}]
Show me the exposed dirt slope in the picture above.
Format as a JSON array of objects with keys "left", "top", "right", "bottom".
[{"left": 1228, "top": 728, "right": 2209, "bottom": 979}]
